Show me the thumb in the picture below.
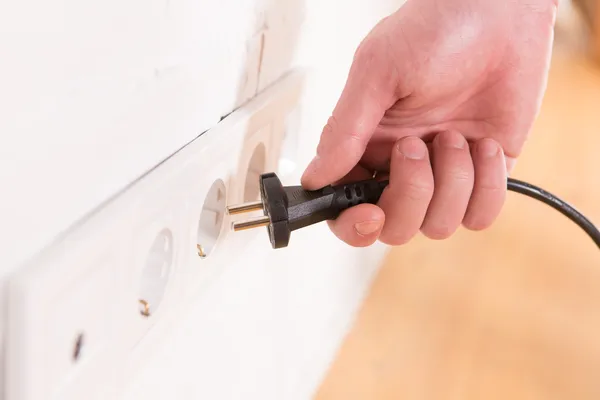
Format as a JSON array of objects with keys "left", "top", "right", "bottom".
[{"left": 301, "top": 38, "right": 398, "bottom": 190}]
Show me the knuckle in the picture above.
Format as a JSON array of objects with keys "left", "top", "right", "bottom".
[
  {"left": 451, "top": 168, "right": 473, "bottom": 183},
  {"left": 463, "top": 217, "right": 492, "bottom": 232},
  {"left": 379, "top": 230, "right": 415, "bottom": 246},
  {"left": 421, "top": 223, "right": 455, "bottom": 240},
  {"left": 477, "top": 137, "right": 500, "bottom": 148},
  {"left": 353, "top": 38, "right": 374, "bottom": 61},
  {"left": 319, "top": 115, "right": 364, "bottom": 150},
  {"left": 440, "top": 164, "right": 474, "bottom": 185},
  {"left": 316, "top": 116, "right": 340, "bottom": 156},
  {"left": 353, "top": 36, "right": 386, "bottom": 66},
  {"left": 323, "top": 115, "right": 340, "bottom": 135},
  {"left": 435, "top": 130, "right": 466, "bottom": 145},
  {"left": 463, "top": 199, "right": 504, "bottom": 232},
  {"left": 477, "top": 184, "right": 505, "bottom": 194},
  {"left": 402, "top": 179, "right": 434, "bottom": 202}
]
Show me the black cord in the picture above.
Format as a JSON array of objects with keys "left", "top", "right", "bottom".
[{"left": 507, "top": 177, "right": 600, "bottom": 248}]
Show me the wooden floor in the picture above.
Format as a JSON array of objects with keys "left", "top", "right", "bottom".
[{"left": 315, "top": 47, "right": 600, "bottom": 399}]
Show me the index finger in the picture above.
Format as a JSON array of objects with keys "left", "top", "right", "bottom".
[{"left": 301, "top": 36, "right": 398, "bottom": 189}]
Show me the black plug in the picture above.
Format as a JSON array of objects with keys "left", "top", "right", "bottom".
[
  {"left": 226, "top": 172, "right": 388, "bottom": 249},
  {"left": 227, "top": 171, "right": 600, "bottom": 250}
]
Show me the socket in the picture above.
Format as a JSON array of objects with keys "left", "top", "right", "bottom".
[
  {"left": 196, "top": 179, "right": 227, "bottom": 259},
  {"left": 138, "top": 228, "right": 175, "bottom": 318},
  {"left": 5, "top": 70, "right": 306, "bottom": 400}
]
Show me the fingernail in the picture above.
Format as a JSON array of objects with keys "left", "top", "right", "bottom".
[
  {"left": 439, "top": 131, "right": 466, "bottom": 149},
  {"left": 354, "top": 220, "right": 383, "bottom": 236},
  {"left": 478, "top": 139, "right": 500, "bottom": 158},
  {"left": 397, "top": 137, "right": 427, "bottom": 160}
]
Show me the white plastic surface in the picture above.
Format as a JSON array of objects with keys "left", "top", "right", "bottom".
[{"left": 6, "top": 71, "right": 306, "bottom": 400}]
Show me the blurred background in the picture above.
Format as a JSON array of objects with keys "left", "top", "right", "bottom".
[{"left": 315, "top": 1, "right": 600, "bottom": 399}]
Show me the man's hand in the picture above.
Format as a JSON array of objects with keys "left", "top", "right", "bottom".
[{"left": 301, "top": 0, "right": 557, "bottom": 247}]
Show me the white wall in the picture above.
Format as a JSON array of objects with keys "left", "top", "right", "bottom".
[{"left": 1, "top": 0, "right": 403, "bottom": 398}]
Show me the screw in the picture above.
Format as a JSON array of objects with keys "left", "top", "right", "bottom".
[
  {"left": 139, "top": 299, "right": 150, "bottom": 317},
  {"left": 197, "top": 244, "right": 206, "bottom": 258}
]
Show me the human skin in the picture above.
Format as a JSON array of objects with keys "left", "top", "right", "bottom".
[{"left": 301, "top": 0, "right": 558, "bottom": 247}]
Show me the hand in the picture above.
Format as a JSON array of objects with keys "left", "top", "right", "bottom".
[{"left": 301, "top": 0, "right": 557, "bottom": 247}]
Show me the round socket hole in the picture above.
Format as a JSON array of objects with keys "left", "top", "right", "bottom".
[
  {"left": 197, "top": 179, "right": 227, "bottom": 258},
  {"left": 244, "top": 143, "right": 266, "bottom": 202},
  {"left": 139, "top": 229, "right": 174, "bottom": 317}
]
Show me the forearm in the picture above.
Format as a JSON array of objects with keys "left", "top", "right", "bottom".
[{"left": 513, "top": 0, "right": 559, "bottom": 16}]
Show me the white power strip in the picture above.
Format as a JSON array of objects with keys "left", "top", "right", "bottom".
[{"left": 5, "top": 70, "right": 306, "bottom": 400}]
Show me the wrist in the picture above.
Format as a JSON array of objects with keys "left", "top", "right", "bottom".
[
  {"left": 520, "top": 0, "right": 559, "bottom": 12},
  {"left": 509, "top": 0, "right": 559, "bottom": 26}
]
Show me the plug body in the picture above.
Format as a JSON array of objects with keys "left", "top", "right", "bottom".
[
  {"left": 228, "top": 172, "right": 600, "bottom": 250},
  {"left": 229, "top": 172, "right": 388, "bottom": 249}
]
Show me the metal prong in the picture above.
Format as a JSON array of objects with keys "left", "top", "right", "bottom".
[
  {"left": 226, "top": 201, "right": 264, "bottom": 215},
  {"left": 232, "top": 216, "right": 270, "bottom": 232}
]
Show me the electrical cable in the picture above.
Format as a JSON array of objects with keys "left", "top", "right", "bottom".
[{"left": 506, "top": 177, "right": 600, "bottom": 248}]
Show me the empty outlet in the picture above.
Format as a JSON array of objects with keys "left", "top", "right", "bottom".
[
  {"left": 244, "top": 143, "right": 266, "bottom": 202},
  {"left": 196, "top": 179, "right": 227, "bottom": 258},
  {"left": 139, "top": 229, "right": 174, "bottom": 317}
]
